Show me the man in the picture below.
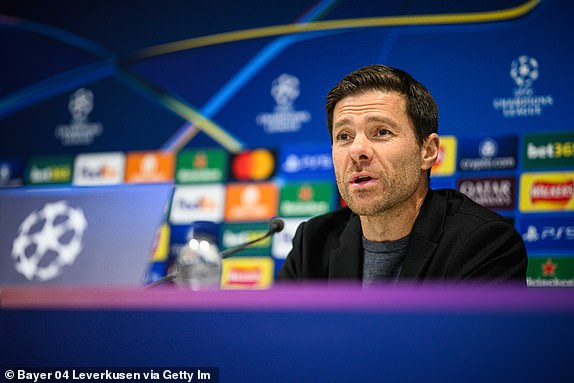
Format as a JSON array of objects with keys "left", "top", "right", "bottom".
[{"left": 278, "top": 64, "right": 527, "bottom": 284}]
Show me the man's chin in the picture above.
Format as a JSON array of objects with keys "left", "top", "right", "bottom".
[{"left": 345, "top": 200, "right": 384, "bottom": 216}]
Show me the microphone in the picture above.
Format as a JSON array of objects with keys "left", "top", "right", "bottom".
[
  {"left": 220, "top": 217, "right": 284, "bottom": 258},
  {"left": 146, "top": 218, "right": 285, "bottom": 289}
]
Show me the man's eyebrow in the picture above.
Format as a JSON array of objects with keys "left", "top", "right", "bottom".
[
  {"left": 365, "top": 116, "right": 399, "bottom": 128},
  {"left": 333, "top": 118, "right": 352, "bottom": 130},
  {"left": 334, "top": 116, "right": 399, "bottom": 130}
]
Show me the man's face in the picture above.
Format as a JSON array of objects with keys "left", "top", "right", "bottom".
[{"left": 331, "top": 91, "right": 428, "bottom": 216}]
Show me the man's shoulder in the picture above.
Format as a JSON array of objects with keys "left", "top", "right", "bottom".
[{"left": 431, "top": 188, "right": 511, "bottom": 225}]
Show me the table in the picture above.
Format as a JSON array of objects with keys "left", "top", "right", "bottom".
[{"left": 1, "top": 284, "right": 573, "bottom": 382}]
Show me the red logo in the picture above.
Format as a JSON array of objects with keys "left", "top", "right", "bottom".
[
  {"left": 541, "top": 258, "right": 557, "bottom": 277},
  {"left": 231, "top": 149, "right": 275, "bottom": 181},
  {"left": 531, "top": 180, "right": 574, "bottom": 204},
  {"left": 227, "top": 267, "right": 261, "bottom": 286}
]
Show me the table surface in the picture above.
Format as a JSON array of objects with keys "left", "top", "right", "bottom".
[{"left": 1, "top": 284, "right": 573, "bottom": 383}]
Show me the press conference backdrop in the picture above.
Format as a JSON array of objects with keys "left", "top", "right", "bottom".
[{"left": 0, "top": 0, "right": 573, "bottom": 287}]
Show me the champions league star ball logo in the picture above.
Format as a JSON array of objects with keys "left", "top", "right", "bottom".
[
  {"left": 256, "top": 73, "right": 311, "bottom": 134},
  {"left": 55, "top": 88, "right": 103, "bottom": 146},
  {"left": 69, "top": 88, "right": 94, "bottom": 122},
  {"left": 11, "top": 201, "right": 87, "bottom": 281},
  {"left": 492, "top": 55, "right": 553, "bottom": 118},
  {"left": 510, "top": 55, "right": 539, "bottom": 95},
  {"left": 271, "top": 74, "right": 300, "bottom": 110}
]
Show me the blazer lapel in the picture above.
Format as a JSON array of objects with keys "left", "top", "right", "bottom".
[
  {"left": 400, "top": 189, "right": 446, "bottom": 280},
  {"left": 328, "top": 214, "right": 363, "bottom": 279},
  {"left": 400, "top": 233, "right": 438, "bottom": 279}
]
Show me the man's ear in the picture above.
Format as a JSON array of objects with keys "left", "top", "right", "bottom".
[{"left": 421, "top": 133, "right": 439, "bottom": 171}]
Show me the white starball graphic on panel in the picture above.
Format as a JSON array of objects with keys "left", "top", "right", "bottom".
[
  {"left": 11, "top": 200, "right": 87, "bottom": 281},
  {"left": 510, "top": 55, "right": 539, "bottom": 88}
]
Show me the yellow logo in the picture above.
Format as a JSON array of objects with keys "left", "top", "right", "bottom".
[
  {"left": 431, "top": 136, "right": 456, "bottom": 176},
  {"left": 221, "top": 257, "right": 274, "bottom": 289},
  {"left": 519, "top": 172, "right": 574, "bottom": 212}
]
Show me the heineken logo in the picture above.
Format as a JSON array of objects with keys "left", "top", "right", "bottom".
[{"left": 541, "top": 259, "right": 557, "bottom": 277}]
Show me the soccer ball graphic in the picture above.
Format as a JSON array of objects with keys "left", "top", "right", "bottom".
[
  {"left": 11, "top": 201, "right": 87, "bottom": 281},
  {"left": 510, "top": 55, "right": 539, "bottom": 88}
]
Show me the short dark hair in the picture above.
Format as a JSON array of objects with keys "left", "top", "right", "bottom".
[{"left": 326, "top": 64, "right": 438, "bottom": 146}]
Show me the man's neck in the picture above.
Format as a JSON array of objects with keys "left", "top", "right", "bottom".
[{"left": 359, "top": 185, "right": 429, "bottom": 243}]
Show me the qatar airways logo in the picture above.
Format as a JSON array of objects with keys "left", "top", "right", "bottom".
[{"left": 457, "top": 177, "right": 515, "bottom": 210}]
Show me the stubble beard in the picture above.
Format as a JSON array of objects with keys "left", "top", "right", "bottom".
[{"left": 337, "top": 157, "right": 423, "bottom": 217}]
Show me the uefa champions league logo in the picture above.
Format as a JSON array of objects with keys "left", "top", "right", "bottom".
[
  {"left": 69, "top": 88, "right": 94, "bottom": 122},
  {"left": 256, "top": 73, "right": 311, "bottom": 134},
  {"left": 55, "top": 88, "right": 103, "bottom": 146},
  {"left": 492, "top": 55, "right": 553, "bottom": 118},
  {"left": 11, "top": 201, "right": 87, "bottom": 281},
  {"left": 271, "top": 74, "right": 300, "bottom": 110},
  {"left": 510, "top": 55, "right": 539, "bottom": 96}
]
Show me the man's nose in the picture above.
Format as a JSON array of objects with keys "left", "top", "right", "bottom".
[{"left": 349, "top": 134, "right": 373, "bottom": 163}]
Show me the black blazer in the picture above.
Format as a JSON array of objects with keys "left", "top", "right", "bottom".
[{"left": 277, "top": 188, "right": 527, "bottom": 283}]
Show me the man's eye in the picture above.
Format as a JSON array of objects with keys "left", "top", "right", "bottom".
[
  {"left": 336, "top": 132, "right": 350, "bottom": 141},
  {"left": 376, "top": 129, "right": 389, "bottom": 137}
]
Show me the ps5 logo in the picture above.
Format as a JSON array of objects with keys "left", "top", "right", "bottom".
[{"left": 523, "top": 225, "right": 574, "bottom": 242}]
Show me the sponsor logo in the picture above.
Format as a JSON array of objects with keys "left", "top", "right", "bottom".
[
  {"left": 531, "top": 180, "right": 573, "bottom": 204},
  {"left": 458, "top": 135, "right": 517, "bottom": 171},
  {"left": 519, "top": 172, "right": 574, "bottom": 212},
  {"left": 256, "top": 73, "right": 311, "bottom": 134},
  {"left": 431, "top": 136, "right": 456, "bottom": 176},
  {"left": 169, "top": 184, "right": 225, "bottom": 224},
  {"left": 457, "top": 177, "right": 516, "bottom": 210},
  {"left": 278, "top": 144, "right": 334, "bottom": 180},
  {"left": 125, "top": 151, "right": 175, "bottom": 184},
  {"left": 521, "top": 216, "right": 574, "bottom": 251},
  {"left": 523, "top": 131, "right": 574, "bottom": 169},
  {"left": 221, "top": 257, "right": 274, "bottom": 289},
  {"left": 492, "top": 55, "right": 554, "bottom": 118},
  {"left": 279, "top": 182, "right": 333, "bottom": 217},
  {"left": 27, "top": 156, "right": 74, "bottom": 185},
  {"left": 11, "top": 200, "right": 87, "bottom": 281},
  {"left": 220, "top": 222, "right": 271, "bottom": 256},
  {"left": 175, "top": 148, "right": 228, "bottom": 184},
  {"left": 55, "top": 88, "right": 103, "bottom": 146},
  {"left": 0, "top": 159, "right": 24, "bottom": 187},
  {"left": 527, "top": 257, "right": 574, "bottom": 287},
  {"left": 231, "top": 149, "right": 275, "bottom": 181},
  {"left": 73, "top": 152, "right": 125, "bottom": 186},
  {"left": 224, "top": 183, "right": 278, "bottom": 222}
]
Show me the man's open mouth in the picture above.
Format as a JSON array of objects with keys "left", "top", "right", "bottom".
[{"left": 352, "top": 175, "right": 374, "bottom": 184}]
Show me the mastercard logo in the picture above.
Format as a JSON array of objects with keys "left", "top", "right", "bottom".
[{"left": 231, "top": 149, "right": 275, "bottom": 181}]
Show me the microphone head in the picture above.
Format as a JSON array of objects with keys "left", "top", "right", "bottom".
[{"left": 269, "top": 217, "right": 285, "bottom": 233}]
